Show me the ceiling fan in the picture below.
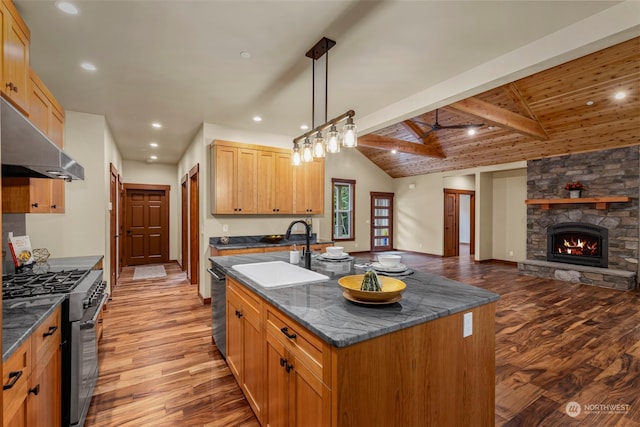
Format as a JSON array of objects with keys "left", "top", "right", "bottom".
[{"left": 413, "top": 109, "right": 484, "bottom": 137}]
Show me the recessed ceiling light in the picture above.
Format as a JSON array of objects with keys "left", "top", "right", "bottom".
[
  {"left": 55, "top": 0, "right": 78, "bottom": 15},
  {"left": 614, "top": 91, "right": 626, "bottom": 100},
  {"left": 150, "top": 155, "right": 158, "bottom": 160},
  {"left": 240, "top": 51, "right": 251, "bottom": 59},
  {"left": 391, "top": 149, "right": 397, "bottom": 154},
  {"left": 151, "top": 122, "right": 162, "bottom": 129},
  {"left": 467, "top": 129, "right": 477, "bottom": 136},
  {"left": 80, "top": 62, "right": 96, "bottom": 71},
  {"left": 253, "top": 116, "right": 262, "bottom": 122},
  {"left": 149, "top": 142, "right": 158, "bottom": 148},
  {"left": 586, "top": 100, "right": 594, "bottom": 106},
  {"left": 300, "top": 124, "right": 309, "bottom": 131},
  {"left": 487, "top": 126, "right": 496, "bottom": 131}
]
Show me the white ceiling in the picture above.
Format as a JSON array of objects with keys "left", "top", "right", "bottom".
[{"left": 14, "top": 0, "right": 638, "bottom": 164}]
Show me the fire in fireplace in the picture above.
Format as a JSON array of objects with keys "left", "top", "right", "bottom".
[{"left": 547, "top": 223, "right": 608, "bottom": 268}]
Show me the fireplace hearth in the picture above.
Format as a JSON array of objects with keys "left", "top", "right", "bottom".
[{"left": 547, "top": 223, "right": 608, "bottom": 268}]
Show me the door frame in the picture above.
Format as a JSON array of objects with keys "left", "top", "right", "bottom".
[
  {"left": 443, "top": 189, "right": 475, "bottom": 257},
  {"left": 181, "top": 174, "right": 188, "bottom": 271},
  {"left": 189, "top": 164, "right": 200, "bottom": 286},
  {"left": 109, "top": 163, "right": 119, "bottom": 290},
  {"left": 123, "top": 183, "right": 171, "bottom": 266}
]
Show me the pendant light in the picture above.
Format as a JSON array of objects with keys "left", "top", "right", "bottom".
[
  {"left": 292, "top": 141, "right": 302, "bottom": 166},
  {"left": 342, "top": 116, "right": 357, "bottom": 148},
  {"left": 302, "top": 137, "right": 313, "bottom": 163},
  {"left": 326, "top": 124, "right": 340, "bottom": 153},
  {"left": 313, "top": 131, "right": 326, "bottom": 158}
]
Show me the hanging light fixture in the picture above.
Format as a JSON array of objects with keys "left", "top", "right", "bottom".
[{"left": 292, "top": 37, "right": 357, "bottom": 165}]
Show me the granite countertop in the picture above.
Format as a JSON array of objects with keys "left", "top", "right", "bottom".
[
  {"left": 209, "top": 234, "right": 333, "bottom": 251},
  {"left": 41, "top": 255, "right": 104, "bottom": 272},
  {"left": 209, "top": 252, "right": 500, "bottom": 348},
  {"left": 2, "top": 295, "right": 65, "bottom": 362}
]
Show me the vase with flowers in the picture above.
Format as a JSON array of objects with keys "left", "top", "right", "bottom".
[{"left": 565, "top": 181, "right": 585, "bottom": 198}]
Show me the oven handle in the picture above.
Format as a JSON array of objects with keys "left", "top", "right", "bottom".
[
  {"left": 208, "top": 268, "right": 225, "bottom": 281},
  {"left": 80, "top": 293, "right": 108, "bottom": 330}
]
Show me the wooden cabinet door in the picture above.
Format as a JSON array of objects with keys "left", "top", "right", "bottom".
[
  {"left": 49, "top": 106, "right": 64, "bottom": 148},
  {"left": 293, "top": 165, "right": 307, "bottom": 215},
  {"left": 257, "top": 151, "right": 275, "bottom": 214},
  {"left": 213, "top": 145, "right": 237, "bottom": 214},
  {"left": 2, "top": 4, "right": 29, "bottom": 113},
  {"left": 236, "top": 148, "right": 258, "bottom": 214},
  {"left": 226, "top": 287, "right": 243, "bottom": 380},
  {"left": 274, "top": 152, "right": 293, "bottom": 214},
  {"left": 265, "top": 332, "right": 289, "bottom": 427},
  {"left": 27, "top": 349, "right": 61, "bottom": 427},
  {"left": 49, "top": 180, "right": 65, "bottom": 213},
  {"left": 290, "top": 356, "right": 327, "bottom": 427},
  {"left": 306, "top": 159, "right": 324, "bottom": 214},
  {"left": 242, "top": 298, "right": 263, "bottom": 420},
  {"left": 28, "top": 75, "right": 49, "bottom": 134}
]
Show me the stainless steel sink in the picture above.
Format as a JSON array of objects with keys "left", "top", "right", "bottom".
[{"left": 231, "top": 261, "right": 329, "bottom": 288}]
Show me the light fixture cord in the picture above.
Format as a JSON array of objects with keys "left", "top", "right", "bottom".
[
  {"left": 324, "top": 38, "right": 329, "bottom": 124},
  {"left": 311, "top": 52, "right": 315, "bottom": 129}
]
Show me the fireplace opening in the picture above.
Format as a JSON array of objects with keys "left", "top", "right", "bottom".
[{"left": 547, "top": 223, "right": 608, "bottom": 268}]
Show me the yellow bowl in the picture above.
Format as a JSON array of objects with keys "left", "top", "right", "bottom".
[{"left": 338, "top": 274, "right": 406, "bottom": 302}]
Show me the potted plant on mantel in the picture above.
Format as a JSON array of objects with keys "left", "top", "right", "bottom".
[{"left": 565, "top": 181, "right": 585, "bottom": 198}]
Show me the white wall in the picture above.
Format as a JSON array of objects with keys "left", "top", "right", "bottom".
[
  {"left": 491, "top": 169, "right": 527, "bottom": 262},
  {"left": 459, "top": 195, "right": 471, "bottom": 244},
  {"left": 122, "top": 160, "right": 179, "bottom": 260},
  {"left": 26, "top": 111, "right": 122, "bottom": 291}
]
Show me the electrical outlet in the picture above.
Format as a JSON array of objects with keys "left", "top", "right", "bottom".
[
  {"left": 509, "top": 250, "right": 514, "bottom": 257},
  {"left": 419, "top": 243, "right": 423, "bottom": 249},
  {"left": 463, "top": 312, "right": 473, "bottom": 337},
  {"left": 222, "top": 224, "right": 229, "bottom": 233}
]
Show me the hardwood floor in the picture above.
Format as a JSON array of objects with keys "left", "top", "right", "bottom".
[{"left": 86, "top": 255, "right": 640, "bottom": 426}]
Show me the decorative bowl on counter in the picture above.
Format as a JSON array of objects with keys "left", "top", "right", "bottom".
[
  {"left": 33, "top": 248, "right": 50, "bottom": 263},
  {"left": 338, "top": 274, "right": 406, "bottom": 302},
  {"left": 261, "top": 234, "right": 285, "bottom": 244}
]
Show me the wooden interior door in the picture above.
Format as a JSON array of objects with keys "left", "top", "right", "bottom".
[
  {"left": 118, "top": 177, "right": 124, "bottom": 274},
  {"left": 443, "top": 189, "right": 476, "bottom": 257},
  {"left": 189, "top": 165, "right": 200, "bottom": 285},
  {"left": 181, "top": 175, "right": 188, "bottom": 271},
  {"left": 124, "top": 184, "right": 170, "bottom": 266},
  {"left": 109, "top": 164, "right": 118, "bottom": 289},
  {"left": 370, "top": 192, "right": 394, "bottom": 251}
]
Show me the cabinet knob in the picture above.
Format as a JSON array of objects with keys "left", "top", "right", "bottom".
[
  {"left": 12, "top": 84, "right": 18, "bottom": 93},
  {"left": 285, "top": 363, "right": 294, "bottom": 373},
  {"left": 51, "top": 205, "right": 57, "bottom": 209},
  {"left": 235, "top": 310, "right": 243, "bottom": 318},
  {"left": 5, "top": 82, "right": 14, "bottom": 91},
  {"left": 31, "top": 203, "right": 39, "bottom": 208},
  {"left": 279, "top": 357, "right": 287, "bottom": 367},
  {"left": 29, "top": 384, "right": 40, "bottom": 396}
]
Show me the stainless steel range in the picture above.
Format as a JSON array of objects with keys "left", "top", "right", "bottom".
[{"left": 2, "top": 268, "right": 107, "bottom": 427}]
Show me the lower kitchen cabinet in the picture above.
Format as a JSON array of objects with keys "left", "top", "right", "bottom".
[
  {"left": 226, "top": 278, "right": 264, "bottom": 422},
  {"left": 3, "top": 307, "right": 61, "bottom": 427}
]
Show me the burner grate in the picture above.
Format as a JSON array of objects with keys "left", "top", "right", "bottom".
[{"left": 2, "top": 269, "right": 91, "bottom": 300}]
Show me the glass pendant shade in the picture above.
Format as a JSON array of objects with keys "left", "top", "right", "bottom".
[
  {"left": 342, "top": 117, "right": 357, "bottom": 147},
  {"left": 302, "top": 137, "right": 313, "bottom": 163},
  {"left": 292, "top": 142, "right": 302, "bottom": 166},
  {"left": 313, "top": 132, "right": 326, "bottom": 158},
  {"left": 326, "top": 124, "right": 340, "bottom": 153}
]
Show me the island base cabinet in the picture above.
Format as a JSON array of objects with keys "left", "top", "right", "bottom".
[
  {"left": 265, "top": 330, "right": 329, "bottom": 427},
  {"left": 331, "top": 303, "right": 496, "bottom": 427}
]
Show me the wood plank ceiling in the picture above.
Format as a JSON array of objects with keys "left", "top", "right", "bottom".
[{"left": 359, "top": 37, "right": 640, "bottom": 178}]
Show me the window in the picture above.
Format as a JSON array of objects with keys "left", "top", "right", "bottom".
[{"left": 332, "top": 178, "right": 355, "bottom": 241}]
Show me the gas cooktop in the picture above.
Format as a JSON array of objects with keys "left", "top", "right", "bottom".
[{"left": 2, "top": 269, "right": 90, "bottom": 300}]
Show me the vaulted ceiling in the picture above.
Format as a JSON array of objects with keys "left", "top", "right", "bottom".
[{"left": 359, "top": 37, "right": 640, "bottom": 177}]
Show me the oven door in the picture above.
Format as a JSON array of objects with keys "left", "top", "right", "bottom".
[{"left": 71, "top": 293, "right": 108, "bottom": 426}]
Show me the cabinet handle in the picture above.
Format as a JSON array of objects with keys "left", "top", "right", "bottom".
[
  {"left": 51, "top": 205, "right": 57, "bottom": 209},
  {"left": 235, "top": 310, "right": 243, "bottom": 318},
  {"left": 31, "top": 202, "right": 39, "bottom": 208},
  {"left": 280, "top": 327, "right": 297, "bottom": 340},
  {"left": 43, "top": 326, "right": 58, "bottom": 338},
  {"left": 285, "top": 363, "right": 294, "bottom": 373},
  {"left": 29, "top": 384, "right": 40, "bottom": 396},
  {"left": 279, "top": 357, "right": 287, "bottom": 367},
  {"left": 3, "top": 370, "right": 22, "bottom": 390}
]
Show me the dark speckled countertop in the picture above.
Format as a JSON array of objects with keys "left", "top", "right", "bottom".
[
  {"left": 209, "top": 234, "right": 333, "bottom": 251},
  {"left": 2, "top": 295, "right": 65, "bottom": 362},
  {"left": 209, "top": 251, "right": 500, "bottom": 348}
]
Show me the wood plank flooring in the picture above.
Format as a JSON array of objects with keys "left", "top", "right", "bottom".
[{"left": 86, "top": 255, "right": 640, "bottom": 426}]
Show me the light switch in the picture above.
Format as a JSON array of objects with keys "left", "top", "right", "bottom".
[
  {"left": 222, "top": 224, "right": 229, "bottom": 233},
  {"left": 463, "top": 312, "right": 473, "bottom": 337}
]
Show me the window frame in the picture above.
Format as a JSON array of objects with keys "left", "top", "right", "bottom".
[{"left": 331, "top": 178, "right": 356, "bottom": 241}]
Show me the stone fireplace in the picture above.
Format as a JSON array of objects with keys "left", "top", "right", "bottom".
[{"left": 518, "top": 146, "right": 639, "bottom": 290}]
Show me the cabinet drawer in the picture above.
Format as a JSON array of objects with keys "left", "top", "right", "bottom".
[
  {"left": 3, "top": 339, "right": 31, "bottom": 424},
  {"left": 31, "top": 307, "right": 61, "bottom": 366},
  {"left": 228, "top": 279, "right": 262, "bottom": 325},
  {"left": 265, "top": 306, "right": 325, "bottom": 380}
]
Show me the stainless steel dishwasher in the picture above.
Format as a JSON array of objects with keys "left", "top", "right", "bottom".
[{"left": 208, "top": 262, "right": 227, "bottom": 358}]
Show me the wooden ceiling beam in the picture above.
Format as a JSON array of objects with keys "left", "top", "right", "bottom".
[
  {"left": 450, "top": 97, "right": 549, "bottom": 140},
  {"left": 401, "top": 120, "right": 446, "bottom": 158},
  {"left": 358, "top": 135, "right": 447, "bottom": 158}
]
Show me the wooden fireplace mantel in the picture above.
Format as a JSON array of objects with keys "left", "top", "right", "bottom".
[{"left": 525, "top": 196, "right": 631, "bottom": 210}]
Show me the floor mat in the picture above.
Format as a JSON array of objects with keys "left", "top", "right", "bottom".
[{"left": 133, "top": 265, "right": 167, "bottom": 280}]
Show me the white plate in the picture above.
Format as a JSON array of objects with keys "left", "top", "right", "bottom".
[
  {"left": 321, "top": 252, "right": 350, "bottom": 259},
  {"left": 371, "top": 262, "right": 407, "bottom": 272}
]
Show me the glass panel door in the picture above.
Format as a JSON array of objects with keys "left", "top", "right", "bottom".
[{"left": 370, "top": 192, "right": 394, "bottom": 251}]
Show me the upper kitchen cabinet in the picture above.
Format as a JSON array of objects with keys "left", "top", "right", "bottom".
[
  {"left": 257, "top": 149, "right": 293, "bottom": 214},
  {"left": 293, "top": 158, "right": 324, "bottom": 215},
  {"left": 211, "top": 141, "right": 258, "bottom": 214},
  {"left": 29, "top": 68, "right": 65, "bottom": 148},
  {"left": 1, "top": 0, "right": 30, "bottom": 114}
]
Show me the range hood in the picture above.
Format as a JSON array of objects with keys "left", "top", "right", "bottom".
[{"left": 1, "top": 97, "right": 84, "bottom": 180}]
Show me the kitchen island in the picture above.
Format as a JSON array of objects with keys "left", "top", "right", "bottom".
[{"left": 210, "top": 251, "right": 499, "bottom": 426}]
